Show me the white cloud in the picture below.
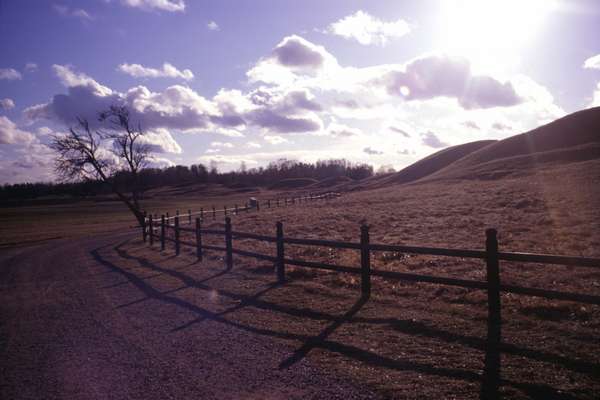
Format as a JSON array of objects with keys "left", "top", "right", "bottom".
[
  {"left": 247, "top": 141, "right": 261, "bottom": 149},
  {"left": 328, "top": 10, "right": 411, "bottom": 46},
  {"left": 120, "top": 0, "right": 185, "bottom": 12},
  {"left": 117, "top": 62, "right": 194, "bottom": 80},
  {"left": 53, "top": 4, "right": 93, "bottom": 20},
  {"left": 590, "top": 82, "right": 600, "bottom": 108},
  {"left": 326, "top": 122, "right": 362, "bottom": 137},
  {"left": 53, "top": 64, "right": 113, "bottom": 96},
  {"left": 25, "top": 62, "right": 38, "bottom": 72},
  {"left": 207, "top": 21, "right": 219, "bottom": 31},
  {"left": 0, "top": 116, "right": 35, "bottom": 145},
  {"left": 140, "top": 128, "right": 182, "bottom": 153},
  {"left": 209, "top": 141, "right": 234, "bottom": 148},
  {"left": 0, "top": 68, "right": 22, "bottom": 80},
  {"left": 0, "top": 98, "right": 15, "bottom": 110},
  {"left": 583, "top": 54, "right": 600, "bottom": 70},
  {"left": 263, "top": 135, "right": 289, "bottom": 145}
]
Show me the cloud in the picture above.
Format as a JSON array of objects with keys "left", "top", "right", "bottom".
[
  {"left": 382, "top": 54, "right": 522, "bottom": 109},
  {"left": 328, "top": 10, "right": 411, "bottom": 46},
  {"left": 420, "top": 131, "right": 448, "bottom": 148},
  {"left": 491, "top": 122, "right": 512, "bottom": 131},
  {"left": 207, "top": 21, "right": 219, "bottom": 31},
  {"left": 363, "top": 146, "right": 383, "bottom": 155},
  {"left": 209, "top": 141, "right": 234, "bottom": 148},
  {"left": 53, "top": 64, "right": 113, "bottom": 95},
  {"left": 0, "top": 98, "right": 15, "bottom": 110},
  {"left": 117, "top": 62, "right": 194, "bottom": 80},
  {"left": 27, "top": 65, "right": 325, "bottom": 136},
  {"left": 590, "top": 82, "right": 600, "bottom": 108},
  {"left": 0, "top": 68, "right": 22, "bottom": 80},
  {"left": 247, "top": 141, "right": 261, "bottom": 149},
  {"left": 272, "top": 35, "right": 326, "bottom": 68},
  {"left": 389, "top": 126, "right": 411, "bottom": 137},
  {"left": 53, "top": 4, "right": 93, "bottom": 20},
  {"left": 139, "top": 128, "right": 182, "bottom": 153},
  {"left": 326, "top": 122, "right": 362, "bottom": 137},
  {"left": 247, "top": 35, "right": 338, "bottom": 84},
  {"left": 583, "top": 54, "right": 600, "bottom": 70},
  {"left": 0, "top": 116, "right": 35, "bottom": 145},
  {"left": 25, "top": 62, "right": 38, "bottom": 72},
  {"left": 462, "top": 121, "right": 480, "bottom": 130},
  {"left": 120, "top": 0, "right": 185, "bottom": 12},
  {"left": 263, "top": 135, "right": 289, "bottom": 145}
]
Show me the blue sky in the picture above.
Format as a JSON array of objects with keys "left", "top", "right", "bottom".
[{"left": 1, "top": 0, "right": 600, "bottom": 183}]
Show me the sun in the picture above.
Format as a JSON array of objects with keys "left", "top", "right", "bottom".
[{"left": 436, "top": 0, "right": 558, "bottom": 71}]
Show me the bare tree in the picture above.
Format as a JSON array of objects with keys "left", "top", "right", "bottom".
[{"left": 50, "top": 105, "right": 150, "bottom": 225}]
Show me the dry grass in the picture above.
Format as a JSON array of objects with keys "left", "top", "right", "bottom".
[{"left": 2, "top": 159, "right": 599, "bottom": 398}]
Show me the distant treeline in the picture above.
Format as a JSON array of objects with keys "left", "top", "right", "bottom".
[{"left": 0, "top": 159, "right": 373, "bottom": 201}]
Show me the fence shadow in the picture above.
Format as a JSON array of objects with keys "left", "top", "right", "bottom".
[
  {"left": 92, "top": 240, "right": 596, "bottom": 400},
  {"left": 279, "top": 295, "right": 369, "bottom": 369}
]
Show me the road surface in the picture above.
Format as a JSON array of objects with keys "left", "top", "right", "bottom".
[{"left": 0, "top": 232, "right": 377, "bottom": 400}]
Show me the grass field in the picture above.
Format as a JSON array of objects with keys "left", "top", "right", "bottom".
[{"left": 3, "top": 158, "right": 598, "bottom": 398}]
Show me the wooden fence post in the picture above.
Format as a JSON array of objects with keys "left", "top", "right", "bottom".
[
  {"left": 224, "top": 205, "right": 227, "bottom": 216},
  {"left": 188, "top": 209, "right": 192, "bottom": 225},
  {"left": 482, "top": 228, "right": 501, "bottom": 399},
  {"left": 277, "top": 198, "right": 280, "bottom": 207},
  {"left": 235, "top": 204, "right": 238, "bottom": 215},
  {"left": 360, "top": 224, "right": 371, "bottom": 298},
  {"left": 245, "top": 202, "right": 249, "bottom": 212},
  {"left": 142, "top": 210, "right": 147, "bottom": 242},
  {"left": 160, "top": 215, "right": 165, "bottom": 251},
  {"left": 200, "top": 208, "right": 204, "bottom": 220},
  {"left": 267, "top": 199, "right": 271, "bottom": 208},
  {"left": 149, "top": 214, "right": 154, "bottom": 246},
  {"left": 196, "top": 217, "right": 202, "bottom": 261},
  {"left": 276, "top": 221, "right": 285, "bottom": 283},
  {"left": 166, "top": 212, "right": 170, "bottom": 226},
  {"left": 225, "top": 217, "right": 233, "bottom": 269},
  {"left": 174, "top": 216, "right": 180, "bottom": 256},
  {"left": 212, "top": 206, "right": 216, "bottom": 220},
  {"left": 256, "top": 200, "right": 260, "bottom": 212}
]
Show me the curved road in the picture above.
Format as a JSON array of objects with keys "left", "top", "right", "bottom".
[{"left": 0, "top": 232, "right": 377, "bottom": 400}]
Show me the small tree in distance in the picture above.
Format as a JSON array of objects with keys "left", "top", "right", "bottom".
[{"left": 50, "top": 105, "right": 149, "bottom": 226}]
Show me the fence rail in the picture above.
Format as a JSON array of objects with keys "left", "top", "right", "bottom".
[
  {"left": 141, "top": 210, "right": 600, "bottom": 398},
  {"left": 143, "top": 191, "right": 341, "bottom": 228}
]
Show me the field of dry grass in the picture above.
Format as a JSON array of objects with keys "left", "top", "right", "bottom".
[{"left": 2, "top": 158, "right": 599, "bottom": 399}]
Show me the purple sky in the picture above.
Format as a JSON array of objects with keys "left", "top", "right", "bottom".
[{"left": 1, "top": 0, "right": 600, "bottom": 183}]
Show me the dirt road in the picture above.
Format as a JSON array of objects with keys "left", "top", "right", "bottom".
[{"left": 0, "top": 232, "right": 377, "bottom": 400}]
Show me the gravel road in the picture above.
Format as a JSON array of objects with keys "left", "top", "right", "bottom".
[{"left": 0, "top": 232, "right": 378, "bottom": 400}]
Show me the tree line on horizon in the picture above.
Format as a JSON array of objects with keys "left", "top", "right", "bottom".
[{"left": 0, "top": 158, "right": 374, "bottom": 201}]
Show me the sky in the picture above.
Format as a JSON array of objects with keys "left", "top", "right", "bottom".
[{"left": 1, "top": 0, "right": 600, "bottom": 184}]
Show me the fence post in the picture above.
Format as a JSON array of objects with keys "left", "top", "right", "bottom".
[
  {"left": 245, "top": 202, "right": 249, "bottom": 212},
  {"left": 482, "top": 228, "right": 501, "bottom": 399},
  {"left": 256, "top": 200, "right": 260, "bottom": 212},
  {"left": 149, "top": 214, "right": 154, "bottom": 246},
  {"left": 235, "top": 204, "right": 238, "bottom": 215},
  {"left": 224, "top": 205, "right": 227, "bottom": 216},
  {"left": 142, "top": 210, "right": 147, "bottom": 242},
  {"left": 195, "top": 217, "right": 202, "bottom": 261},
  {"left": 160, "top": 214, "right": 165, "bottom": 251},
  {"left": 188, "top": 209, "right": 192, "bottom": 225},
  {"left": 360, "top": 224, "right": 371, "bottom": 298},
  {"left": 174, "top": 216, "right": 180, "bottom": 256},
  {"left": 276, "top": 221, "right": 285, "bottom": 283},
  {"left": 277, "top": 198, "right": 280, "bottom": 207},
  {"left": 212, "top": 206, "right": 216, "bottom": 220},
  {"left": 200, "top": 208, "right": 204, "bottom": 220},
  {"left": 166, "top": 212, "right": 170, "bottom": 226},
  {"left": 225, "top": 217, "right": 233, "bottom": 269},
  {"left": 267, "top": 199, "right": 271, "bottom": 208}
]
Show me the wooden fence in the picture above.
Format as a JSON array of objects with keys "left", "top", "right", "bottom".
[
  {"left": 140, "top": 202, "right": 599, "bottom": 398},
  {"left": 142, "top": 191, "right": 340, "bottom": 239}
]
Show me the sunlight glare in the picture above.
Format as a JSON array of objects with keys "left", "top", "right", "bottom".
[{"left": 438, "top": 0, "right": 558, "bottom": 71}]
